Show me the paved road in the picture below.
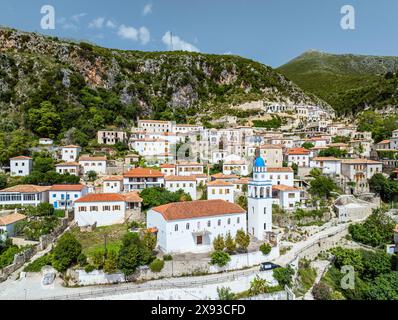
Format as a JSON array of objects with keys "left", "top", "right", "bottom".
[{"left": 0, "top": 220, "right": 354, "bottom": 300}]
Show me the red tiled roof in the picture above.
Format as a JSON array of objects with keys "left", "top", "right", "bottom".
[
  {"left": 211, "top": 173, "right": 239, "bottom": 179},
  {"left": 0, "top": 185, "right": 51, "bottom": 193},
  {"left": 342, "top": 159, "right": 382, "bottom": 165},
  {"left": 10, "top": 156, "right": 32, "bottom": 160},
  {"left": 152, "top": 200, "right": 245, "bottom": 221},
  {"left": 165, "top": 175, "right": 196, "bottom": 182},
  {"left": 0, "top": 213, "right": 26, "bottom": 226},
  {"left": 63, "top": 145, "right": 80, "bottom": 148},
  {"left": 311, "top": 157, "right": 342, "bottom": 162},
  {"left": 103, "top": 176, "right": 123, "bottom": 181},
  {"left": 123, "top": 191, "right": 143, "bottom": 203},
  {"left": 55, "top": 162, "right": 80, "bottom": 167},
  {"left": 207, "top": 180, "right": 234, "bottom": 187},
  {"left": 123, "top": 167, "right": 164, "bottom": 178},
  {"left": 273, "top": 185, "right": 299, "bottom": 192},
  {"left": 75, "top": 193, "right": 125, "bottom": 203},
  {"left": 50, "top": 184, "right": 86, "bottom": 191},
  {"left": 286, "top": 148, "right": 310, "bottom": 155},
  {"left": 79, "top": 156, "right": 107, "bottom": 161},
  {"left": 160, "top": 164, "right": 176, "bottom": 169}
]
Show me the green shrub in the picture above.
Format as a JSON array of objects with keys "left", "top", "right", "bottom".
[
  {"left": 0, "top": 246, "right": 21, "bottom": 269},
  {"left": 260, "top": 243, "right": 272, "bottom": 255},
  {"left": 51, "top": 233, "right": 82, "bottom": 272},
  {"left": 163, "top": 254, "right": 173, "bottom": 261},
  {"left": 149, "top": 258, "right": 165, "bottom": 273},
  {"left": 103, "top": 251, "right": 118, "bottom": 274},
  {"left": 84, "top": 264, "right": 95, "bottom": 273},
  {"left": 77, "top": 253, "right": 87, "bottom": 267},
  {"left": 23, "top": 253, "right": 52, "bottom": 272},
  {"left": 210, "top": 251, "right": 231, "bottom": 267}
]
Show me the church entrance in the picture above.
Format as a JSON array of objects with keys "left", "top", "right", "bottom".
[{"left": 196, "top": 235, "right": 203, "bottom": 245}]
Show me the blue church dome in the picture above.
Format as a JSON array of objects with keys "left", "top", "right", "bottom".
[{"left": 254, "top": 156, "right": 265, "bottom": 167}]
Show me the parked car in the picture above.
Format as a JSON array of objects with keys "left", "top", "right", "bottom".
[{"left": 260, "top": 262, "right": 281, "bottom": 271}]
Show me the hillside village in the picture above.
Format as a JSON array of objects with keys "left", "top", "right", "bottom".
[{"left": 1, "top": 97, "right": 398, "bottom": 301}]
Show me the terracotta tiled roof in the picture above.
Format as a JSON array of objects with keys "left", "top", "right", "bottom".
[
  {"left": 377, "top": 140, "right": 391, "bottom": 144},
  {"left": 75, "top": 193, "right": 125, "bottom": 203},
  {"left": 286, "top": 148, "right": 310, "bottom": 155},
  {"left": 0, "top": 213, "right": 26, "bottom": 226},
  {"left": 123, "top": 191, "right": 143, "bottom": 203},
  {"left": 232, "top": 178, "right": 250, "bottom": 185},
  {"left": 0, "top": 185, "right": 51, "bottom": 193},
  {"left": 273, "top": 185, "right": 299, "bottom": 192},
  {"left": 79, "top": 156, "right": 107, "bottom": 161},
  {"left": 160, "top": 164, "right": 176, "bottom": 169},
  {"left": 176, "top": 162, "right": 203, "bottom": 166},
  {"left": 224, "top": 160, "right": 246, "bottom": 165},
  {"left": 10, "top": 156, "right": 32, "bottom": 160},
  {"left": 139, "top": 120, "right": 171, "bottom": 124},
  {"left": 266, "top": 167, "right": 293, "bottom": 173},
  {"left": 55, "top": 162, "right": 80, "bottom": 167},
  {"left": 259, "top": 144, "right": 283, "bottom": 149},
  {"left": 50, "top": 184, "right": 86, "bottom": 191},
  {"left": 165, "top": 175, "right": 196, "bottom": 181},
  {"left": 123, "top": 168, "right": 164, "bottom": 178},
  {"left": 152, "top": 200, "right": 245, "bottom": 221},
  {"left": 103, "top": 176, "right": 123, "bottom": 181},
  {"left": 63, "top": 145, "right": 80, "bottom": 148},
  {"left": 193, "top": 174, "right": 207, "bottom": 178},
  {"left": 311, "top": 157, "right": 342, "bottom": 162},
  {"left": 207, "top": 180, "right": 234, "bottom": 187},
  {"left": 342, "top": 159, "right": 382, "bottom": 165},
  {"left": 329, "top": 143, "right": 349, "bottom": 147},
  {"left": 211, "top": 173, "right": 239, "bottom": 179}
]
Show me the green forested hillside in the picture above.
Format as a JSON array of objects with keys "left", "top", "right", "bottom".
[
  {"left": 0, "top": 27, "right": 329, "bottom": 159},
  {"left": 278, "top": 50, "right": 398, "bottom": 115}
]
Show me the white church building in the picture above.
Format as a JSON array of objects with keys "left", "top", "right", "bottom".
[{"left": 147, "top": 153, "right": 275, "bottom": 253}]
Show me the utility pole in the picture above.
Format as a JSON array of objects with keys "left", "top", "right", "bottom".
[
  {"left": 170, "top": 31, "right": 173, "bottom": 51},
  {"left": 103, "top": 233, "right": 108, "bottom": 259}
]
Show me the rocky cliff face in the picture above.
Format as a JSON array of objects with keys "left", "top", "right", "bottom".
[{"left": 0, "top": 27, "right": 332, "bottom": 144}]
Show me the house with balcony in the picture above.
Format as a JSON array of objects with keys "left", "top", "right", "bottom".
[
  {"left": 123, "top": 168, "right": 165, "bottom": 191},
  {"left": 0, "top": 185, "right": 50, "bottom": 207},
  {"left": 49, "top": 184, "right": 88, "bottom": 210},
  {"left": 341, "top": 159, "right": 383, "bottom": 194}
]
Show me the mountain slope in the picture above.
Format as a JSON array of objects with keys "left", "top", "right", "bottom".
[
  {"left": 277, "top": 50, "right": 398, "bottom": 115},
  {"left": 0, "top": 27, "right": 331, "bottom": 149}
]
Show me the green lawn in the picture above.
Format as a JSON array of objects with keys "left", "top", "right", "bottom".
[{"left": 70, "top": 224, "right": 129, "bottom": 258}]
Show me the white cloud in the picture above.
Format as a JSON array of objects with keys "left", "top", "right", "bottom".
[
  {"left": 106, "top": 20, "right": 117, "bottom": 29},
  {"left": 142, "top": 3, "right": 153, "bottom": 16},
  {"left": 59, "top": 13, "right": 86, "bottom": 31},
  {"left": 138, "top": 27, "right": 150, "bottom": 45},
  {"left": 71, "top": 13, "right": 87, "bottom": 23},
  {"left": 117, "top": 25, "right": 151, "bottom": 45},
  {"left": 88, "top": 17, "right": 105, "bottom": 29},
  {"left": 161, "top": 31, "right": 199, "bottom": 52}
]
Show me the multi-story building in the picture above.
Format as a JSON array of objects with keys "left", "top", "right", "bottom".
[
  {"left": 285, "top": 148, "right": 311, "bottom": 167},
  {"left": 55, "top": 162, "right": 81, "bottom": 176},
  {"left": 61, "top": 145, "right": 81, "bottom": 162},
  {"left": 10, "top": 156, "right": 33, "bottom": 177},
  {"left": 0, "top": 185, "right": 50, "bottom": 207},
  {"left": 79, "top": 156, "right": 107, "bottom": 175},
  {"left": 207, "top": 180, "right": 234, "bottom": 203},
  {"left": 310, "top": 157, "right": 342, "bottom": 175},
  {"left": 165, "top": 176, "right": 197, "bottom": 200},
  {"left": 49, "top": 184, "right": 88, "bottom": 210},
  {"left": 102, "top": 176, "right": 124, "bottom": 193},
  {"left": 138, "top": 120, "right": 173, "bottom": 133},
  {"left": 123, "top": 168, "right": 165, "bottom": 191},
  {"left": 97, "top": 130, "right": 128, "bottom": 145}
]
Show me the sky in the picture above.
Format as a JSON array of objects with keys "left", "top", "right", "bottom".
[{"left": 1, "top": 0, "right": 398, "bottom": 67}]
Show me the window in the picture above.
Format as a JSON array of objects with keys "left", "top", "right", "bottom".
[
  {"left": 90, "top": 206, "right": 98, "bottom": 211},
  {"left": 113, "top": 205, "right": 121, "bottom": 211},
  {"left": 186, "top": 223, "right": 190, "bottom": 230},
  {"left": 175, "top": 224, "right": 178, "bottom": 232},
  {"left": 207, "top": 220, "right": 211, "bottom": 227},
  {"left": 264, "top": 207, "right": 266, "bottom": 214},
  {"left": 218, "top": 219, "right": 221, "bottom": 226},
  {"left": 237, "top": 217, "right": 240, "bottom": 224},
  {"left": 103, "top": 206, "right": 111, "bottom": 211},
  {"left": 227, "top": 218, "right": 231, "bottom": 225},
  {"left": 288, "top": 193, "right": 295, "bottom": 199},
  {"left": 264, "top": 223, "right": 266, "bottom": 230},
  {"left": 197, "top": 221, "right": 201, "bottom": 229},
  {"left": 79, "top": 206, "right": 87, "bottom": 212}
]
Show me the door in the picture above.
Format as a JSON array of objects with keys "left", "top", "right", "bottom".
[{"left": 196, "top": 235, "right": 203, "bottom": 245}]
